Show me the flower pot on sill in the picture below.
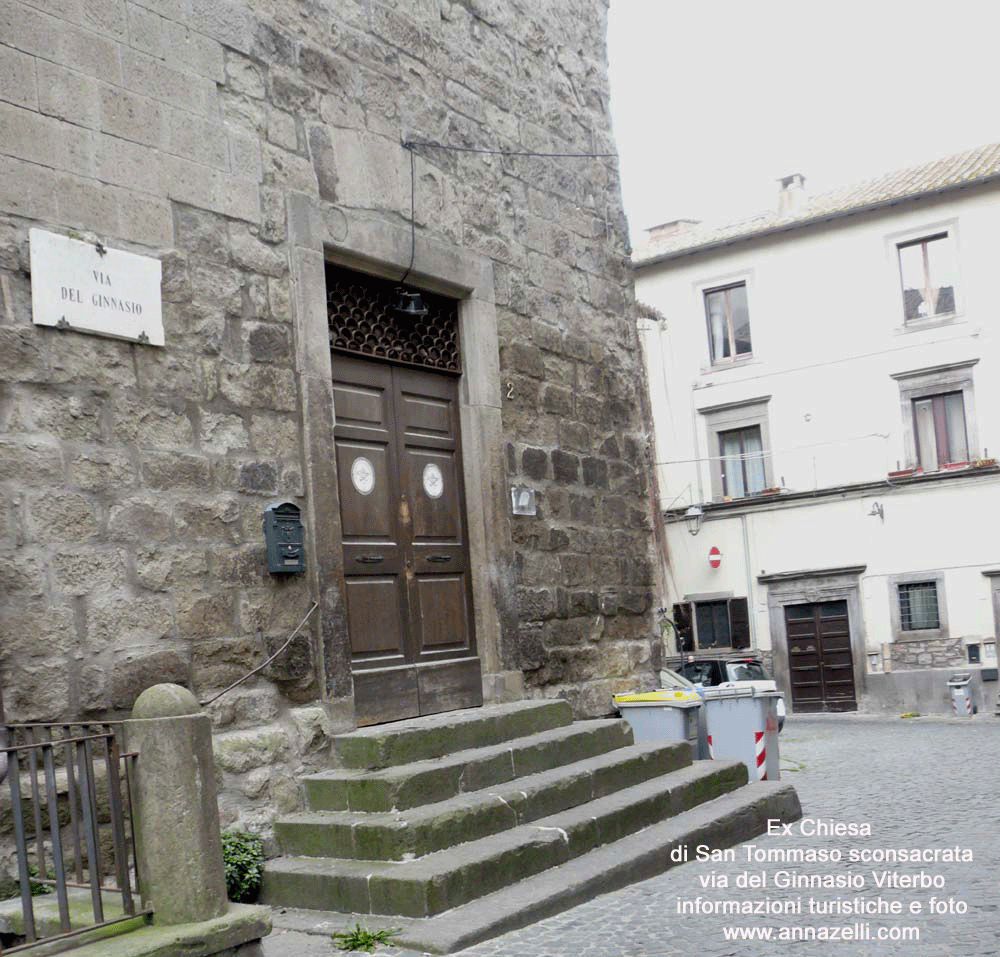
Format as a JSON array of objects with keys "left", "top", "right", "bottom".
[
  {"left": 973, "top": 458, "right": 997, "bottom": 468},
  {"left": 941, "top": 461, "right": 970, "bottom": 470},
  {"left": 888, "top": 467, "right": 921, "bottom": 478}
]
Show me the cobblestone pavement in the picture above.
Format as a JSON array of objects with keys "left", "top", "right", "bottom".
[{"left": 264, "top": 714, "right": 1000, "bottom": 957}]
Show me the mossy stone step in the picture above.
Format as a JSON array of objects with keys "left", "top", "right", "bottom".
[
  {"left": 304, "top": 718, "right": 636, "bottom": 813},
  {"left": 332, "top": 699, "right": 574, "bottom": 770},
  {"left": 276, "top": 739, "right": 692, "bottom": 861},
  {"left": 261, "top": 760, "right": 747, "bottom": 917}
]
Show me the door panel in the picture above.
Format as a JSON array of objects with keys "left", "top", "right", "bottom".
[
  {"left": 344, "top": 577, "right": 405, "bottom": 659},
  {"left": 784, "top": 600, "right": 856, "bottom": 712},
  {"left": 333, "top": 354, "right": 481, "bottom": 724}
]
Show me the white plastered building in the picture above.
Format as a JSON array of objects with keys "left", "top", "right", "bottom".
[{"left": 634, "top": 143, "right": 1000, "bottom": 716}]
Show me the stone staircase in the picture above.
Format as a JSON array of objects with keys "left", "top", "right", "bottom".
[{"left": 261, "top": 699, "right": 801, "bottom": 953}]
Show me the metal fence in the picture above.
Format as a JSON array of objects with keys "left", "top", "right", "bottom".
[{"left": 1, "top": 721, "right": 150, "bottom": 953}]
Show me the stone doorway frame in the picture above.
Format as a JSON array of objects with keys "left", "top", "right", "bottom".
[
  {"left": 757, "top": 565, "right": 867, "bottom": 713},
  {"left": 285, "top": 194, "right": 515, "bottom": 715}
]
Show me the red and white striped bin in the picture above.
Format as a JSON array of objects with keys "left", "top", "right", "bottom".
[
  {"left": 701, "top": 683, "right": 782, "bottom": 781},
  {"left": 947, "top": 673, "right": 974, "bottom": 718}
]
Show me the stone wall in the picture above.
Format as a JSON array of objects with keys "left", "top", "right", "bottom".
[
  {"left": 0, "top": 0, "right": 657, "bottom": 829},
  {"left": 888, "top": 637, "right": 965, "bottom": 670}
]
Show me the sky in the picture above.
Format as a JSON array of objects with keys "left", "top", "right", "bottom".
[{"left": 607, "top": 0, "right": 1000, "bottom": 244}]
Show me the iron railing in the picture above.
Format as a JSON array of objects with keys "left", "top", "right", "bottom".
[{"left": 1, "top": 722, "right": 150, "bottom": 953}]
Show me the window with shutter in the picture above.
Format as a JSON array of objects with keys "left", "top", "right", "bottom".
[
  {"left": 684, "top": 597, "right": 751, "bottom": 651},
  {"left": 672, "top": 602, "right": 694, "bottom": 653}
]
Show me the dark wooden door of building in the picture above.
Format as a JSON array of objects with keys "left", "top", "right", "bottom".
[
  {"left": 784, "top": 601, "right": 857, "bottom": 712},
  {"left": 332, "top": 354, "right": 482, "bottom": 725}
]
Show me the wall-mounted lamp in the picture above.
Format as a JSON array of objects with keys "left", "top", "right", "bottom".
[
  {"left": 684, "top": 504, "right": 704, "bottom": 536},
  {"left": 394, "top": 288, "right": 427, "bottom": 318},
  {"left": 868, "top": 502, "right": 884, "bottom": 522}
]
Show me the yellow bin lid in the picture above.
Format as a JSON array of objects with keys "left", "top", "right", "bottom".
[{"left": 613, "top": 689, "right": 700, "bottom": 705}]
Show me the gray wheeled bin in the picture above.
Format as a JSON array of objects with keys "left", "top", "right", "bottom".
[
  {"left": 613, "top": 688, "right": 703, "bottom": 758},
  {"left": 702, "top": 683, "right": 782, "bottom": 781},
  {"left": 947, "top": 673, "right": 975, "bottom": 717}
]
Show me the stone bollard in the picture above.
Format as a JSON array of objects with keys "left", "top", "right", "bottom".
[{"left": 125, "top": 684, "right": 229, "bottom": 925}]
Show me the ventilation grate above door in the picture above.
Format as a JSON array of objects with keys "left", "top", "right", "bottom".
[{"left": 326, "top": 263, "right": 461, "bottom": 374}]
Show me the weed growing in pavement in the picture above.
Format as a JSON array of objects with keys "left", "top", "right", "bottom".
[{"left": 332, "top": 923, "right": 402, "bottom": 953}]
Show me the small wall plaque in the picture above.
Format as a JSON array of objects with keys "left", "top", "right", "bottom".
[
  {"left": 29, "top": 228, "right": 164, "bottom": 346},
  {"left": 511, "top": 484, "right": 536, "bottom": 516}
]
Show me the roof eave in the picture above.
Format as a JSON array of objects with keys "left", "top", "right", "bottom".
[{"left": 631, "top": 170, "right": 1000, "bottom": 270}]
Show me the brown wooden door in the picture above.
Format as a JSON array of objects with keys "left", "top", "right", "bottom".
[
  {"left": 784, "top": 601, "right": 857, "bottom": 712},
  {"left": 332, "top": 355, "right": 482, "bottom": 725}
]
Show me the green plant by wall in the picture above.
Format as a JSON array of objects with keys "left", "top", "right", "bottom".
[
  {"left": 27, "top": 865, "right": 52, "bottom": 897},
  {"left": 332, "top": 923, "right": 402, "bottom": 953},
  {"left": 220, "top": 831, "right": 264, "bottom": 904}
]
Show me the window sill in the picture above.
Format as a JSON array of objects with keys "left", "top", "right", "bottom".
[
  {"left": 894, "top": 311, "right": 964, "bottom": 334},
  {"left": 890, "top": 460, "right": 999, "bottom": 480},
  {"left": 700, "top": 355, "right": 757, "bottom": 376},
  {"left": 894, "top": 630, "right": 946, "bottom": 642}
]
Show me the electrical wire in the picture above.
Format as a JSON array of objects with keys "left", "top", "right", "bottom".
[
  {"left": 687, "top": 329, "right": 980, "bottom": 389},
  {"left": 403, "top": 139, "right": 615, "bottom": 158},
  {"left": 654, "top": 431, "right": 890, "bottom": 466},
  {"left": 200, "top": 601, "right": 319, "bottom": 707},
  {"left": 399, "top": 148, "right": 417, "bottom": 286}
]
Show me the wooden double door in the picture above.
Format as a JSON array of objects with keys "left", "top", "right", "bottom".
[
  {"left": 784, "top": 600, "right": 857, "bottom": 712},
  {"left": 332, "top": 354, "right": 482, "bottom": 725}
]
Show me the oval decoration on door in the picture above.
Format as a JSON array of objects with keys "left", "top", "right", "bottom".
[
  {"left": 351, "top": 456, "right": 376, "bottom": 495},
  {"left": 423, "top": 462, "right": 444, "bottom": 499}
]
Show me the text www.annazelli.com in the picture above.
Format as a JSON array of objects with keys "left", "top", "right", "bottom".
[{"left": 723, "top": 924, "right": 920, "bottom": 942}]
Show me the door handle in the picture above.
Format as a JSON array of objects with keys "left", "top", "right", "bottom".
[
  {"left": 355, "top": 555, "right": 384, "bottom": 564},
  {"left": 427, "top": 554, "right": 452, "bottom": 563}
]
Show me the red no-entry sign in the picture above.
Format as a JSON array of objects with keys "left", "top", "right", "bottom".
[{"left": 708, "top": 546, "right": 722, "bottom": 569}]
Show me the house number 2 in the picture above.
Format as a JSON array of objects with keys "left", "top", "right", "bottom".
[{"left": 505, "top": 381, "right": 514, "bottom": 399}]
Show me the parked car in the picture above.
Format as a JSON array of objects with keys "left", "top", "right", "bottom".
[{"left": 678, "top": 656, "right": 786, "bottom": 731}]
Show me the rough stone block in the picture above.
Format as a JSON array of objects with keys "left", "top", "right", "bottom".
[
  {"left": 0, "top": 550, "right": 46, "bottom": 597},
  {"left": 3, "top": 658, "right": 70, "bottom": 721},
  {"left": 0, "top": 438, "right": 63, "bottom": 483},
  {"left": 87, "top": 592, "right": 175, "bottom": 649},
  {"left": 0, "top": 101, "right": 95, "bottom": 178},
  {"left": 214, "top": 727, "right": 290, "bottom": 774},
  {"left": 109, "top": 647, "right": 192, "bottom": 709},
  {"left": 175, "top": 589, "right": 237, "bottom": 639},
  {"left": 52, "top": 546, "right": 127, "bottom": 596},
  {"left": 25, "top": 490, "right": 100, "bottom": 543},
  {"left": 229, "top": 130, "right": 263, "bottom": 180},
  {"left": 207, "top": 685, "right": 281, "bottom": 729},
  {"left": 192, "top": 635, "right": 266, "bottom": 691},
  {"left": 163, "top": 20, "right": 225, "bottom": 81},
  {"left": 99, "top": 84, "right": 164, "bottom": 147},
  {"left": 120, "top": 47, "right": 218, "bottom": 117},
  {"left": 0, "top": 43, "right": 38, "bottom": 110},
  {"left": 141, "top": 450, "right": 212, "bottom": 488},
  {"left": 134, "top": 544, "right": 211, "bottom": 590},
  {"left": 220, "top": 363, "right": 298, "bottom": 412},
  {"left": 551, "top": 449, "right": 579, "bottom": 484},
  {"left": 521, "top": 446, "right": 548, "bottom": 480},
  {"left": 107, "top": 500, "right": 176, "bottom": 542},
  {"left": 189, "top": 0, "right": 254, "bottom": 54},
  {"left": 126, "top": 2, "right": 166, "bottom": 58},
  {"left": 173, "top": 494, "right": 244, "bottom": 544},
  {"left": 200, "top": 412, "right": 251, "bottom": 452},
  {"left": 228, "top": 225, "right": 286, "bottom": 276},
  {"left": 94, "top": 131, "right": 163, "bottom": 194}
]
